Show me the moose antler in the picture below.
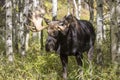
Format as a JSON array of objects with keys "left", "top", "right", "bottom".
[
  {"left": 57, "top": 25, "right": 66, "bottom": 31},
  {"left": 28, "top": 10, "right": 47, "bottom": 32},
  {"left": 26, "top": 24, "right": 48, "bottom": 32},
  {"left": 28, "top": 10, "right": 69, "bottom": 32}
]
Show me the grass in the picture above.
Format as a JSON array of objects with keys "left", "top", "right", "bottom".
[{"left": 0, "top": 41, "right": 119, "bottom": 80}]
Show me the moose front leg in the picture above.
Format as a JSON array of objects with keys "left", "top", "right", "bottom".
[
  {"left": 75, "top": 53, "right": 83, "bottom": 80},
  {"left": 75, "top": 52, "right": 83, "bottom": 66},
  {"left": 87, "top": 45, "right": 94, "bottom": 76},
  {"left": 60, "top": 54, "right": 68, "bottom": 80}
]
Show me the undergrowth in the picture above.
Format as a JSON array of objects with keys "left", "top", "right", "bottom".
[{"left": 0, "top": 42, "right": 119, "bottom": 80}]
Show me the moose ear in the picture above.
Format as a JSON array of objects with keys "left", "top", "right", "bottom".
[
  {"left": 44, "top": 18, "right": 51, "bottom": 25},
  {"left": 65, "top": 14, "right": 74, "bottom": 23}
]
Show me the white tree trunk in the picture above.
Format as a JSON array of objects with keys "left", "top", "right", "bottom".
[
  {"left": 67, "top": 0, "right": 70, "bottom": 15},
  {"left": 33, "top": 0, "right": 40, "bottom": 9},
  {"left": 12, "top": 0, "right": 15, "bottom": 43},
  {"left": 78, "top": 0, "right": 82, "bottom": 19},
  {"left": 115, "top": 1, "right": 120, "bottom": 64},
  {"left": 0, "top": 1, "right": 5, "bottom": 41},
  {"left": 19, "top": 0, "right": 25, "bottom": 56},
  {"left": 5, "top": 0, "right": 13, "bottom": 62},
  {"left": 23, "top": 0, "right": 30, "bottom": 51},
  {"left": 73, "top": 0, "right": 79, "bottom": 19},
  {"left": 88, "top": 0, "right": 94, "bottom": 23},
  {"left": 12, "top": 0, "right": 19, "bottom": 52},
  {"left": 52, "top": 0, "right": 57, "bottom": 20},
  {"left": 96, "top": 0, "right": 103, "bottom": 64},
  {"left": 19, "top": 14, "right": 25, "bottom": 56},
  {"left": 111, "top": 1, "right": 120, "bottom": 64}
]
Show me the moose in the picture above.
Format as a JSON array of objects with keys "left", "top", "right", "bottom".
[{"left": 28, "top": 10, "right": 96, "bottom": 80}]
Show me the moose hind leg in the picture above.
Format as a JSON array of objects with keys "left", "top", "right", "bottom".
[
  {"left": 88, "top": 46, "right": 94, "bottom": 62},
  {"left": 60, "top": 54, "right": 68, "bottom": 80},
  {"left": 88, "top": 38, "right": 94, "bottom": 62},
  {"left": 87, "top": 45, "right": 94, "bottom": 76},
  {"left": 87, "top": 38, "right": 95, "bottom": 76}
]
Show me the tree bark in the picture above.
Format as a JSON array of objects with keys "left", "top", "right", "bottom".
[
  {"left": 73, "top": 0, "right": 79, "bottom": 19},
  {"left": 19, "top": 0, "right": 26, "bottom": 56},
  {"left": 111, "top": 1, "right": 120, "bottom": 64},
  {"left": 12, "top": 0, "right": 19, "bottom": 53},
  {"left": 5, "top": 0, "right": 13, "bottom": 62},
  {"left": 0, "top": 0, "right": 5, "bottom": 41},
  {"left": 96, "top": 0, "right": 103, "bottom": 64},
  {"left": 88, "top": 0, "right": 94, "bottom": 23},
  {"left": 23, "top": 0, "right": 30, "bottom": 51},
  {"left": 78, "top": 0, "right": 82, "bottom": 19},
  {"left": 67, "top": 0, "right": 70, "bottom": 15},
  {"left": 52, "top": 0, "right": 57, "bottom": 20}
]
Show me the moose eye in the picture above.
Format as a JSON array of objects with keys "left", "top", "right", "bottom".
[
  {"left": 65, "top": 20, "right": 69, "bottom": 24},
  {"left": 53, "top": 31, "right": 58, "bottom": 35},
  {"left": 50, "top": 31, "right": 58, "bottom": 37}
]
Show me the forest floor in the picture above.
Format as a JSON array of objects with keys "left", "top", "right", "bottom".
[{"left": 0, "top": 41, "right": 120, "bottom": 80}]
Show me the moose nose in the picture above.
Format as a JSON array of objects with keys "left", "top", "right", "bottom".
[{"left": 50, "top": 48, "right": 54, "bottom": 52}]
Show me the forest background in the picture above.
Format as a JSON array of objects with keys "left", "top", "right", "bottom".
[{"left": 0, "top": 0, "right": 120, "bottom": 80}]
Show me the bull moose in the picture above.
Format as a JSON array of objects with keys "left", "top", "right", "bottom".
[{"left": 28, "top": 11, "right": 96, "bottom": 80}]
